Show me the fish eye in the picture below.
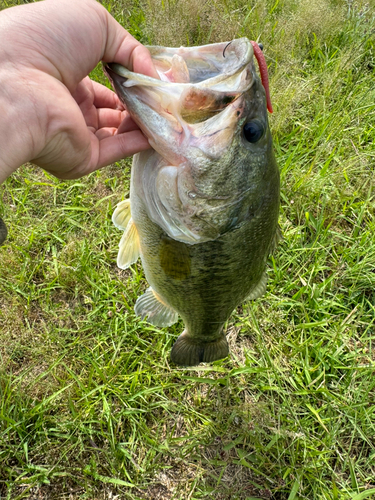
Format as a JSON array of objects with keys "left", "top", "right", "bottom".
[{"left": 243, "top": 120, "right": 264, "bottom": 143}]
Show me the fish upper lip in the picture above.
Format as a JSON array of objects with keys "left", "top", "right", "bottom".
[{"left": 104, "top": 48, "right": 254, "bottom": 93}]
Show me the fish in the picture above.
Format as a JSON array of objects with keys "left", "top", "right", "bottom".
[
  {"left": 104, "top": 37, "right": 280, "bottom": 366},
  {"left": 0, "top": 217, "right": 7, "bottom": 246}
]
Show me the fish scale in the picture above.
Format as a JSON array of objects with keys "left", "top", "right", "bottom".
[{"left": 105, "top": 38, "right": 280, "bottom": 366}]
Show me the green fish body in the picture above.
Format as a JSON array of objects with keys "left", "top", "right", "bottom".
[{"left": 105, "top": 38, "right": 280, "bottom": 366}]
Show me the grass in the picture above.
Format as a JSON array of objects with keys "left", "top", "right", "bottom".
[{"left": 1, "top": 0, "right": 375, "bottom": 498}]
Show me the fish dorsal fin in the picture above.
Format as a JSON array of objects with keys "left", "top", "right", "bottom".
[
  {"left": 117, "top": 219, "right": 140, "bottom": 269},
  {"left": 112, "top": 199, "right": 131, "bottom": 230},
  {"left": 134, "top": 287, "right": 179, "bottom": 327},
  {"left": 246, "top": 271, "right": 268, "bottom": 301}
]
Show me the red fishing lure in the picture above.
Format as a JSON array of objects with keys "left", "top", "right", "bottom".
[{"left": 250, "top": 41, "right": 273, "bottom": 114}]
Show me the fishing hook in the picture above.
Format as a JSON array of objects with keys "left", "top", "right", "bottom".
[{"left": 223, "top": 41, "right": 233, "bottom": 58}]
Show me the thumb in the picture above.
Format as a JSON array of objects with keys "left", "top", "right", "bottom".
[{"left": 99, "top": 4, "right": 159, "bottom": 79}]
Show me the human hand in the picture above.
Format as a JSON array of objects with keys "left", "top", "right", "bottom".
[{"left": 0, "top": 0, "right": 159, "bottom": 182}]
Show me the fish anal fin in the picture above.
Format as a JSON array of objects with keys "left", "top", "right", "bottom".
[
  {"left": 134, "top": 287, "right": 178, "bottom": 327},
  {"left": 170, "top": 331, "right": 229, "bottom": 366},
  {"left": 112, "top": 199, "right": 131, "bottom": 230},
  {"left": 117, "top": 219, "right": 140, "bottom": 269},
  {"left": 246, "top": 271, "right": 268, "bottom": 301}
]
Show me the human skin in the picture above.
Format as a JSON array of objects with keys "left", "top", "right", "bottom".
[{"left": 0, "top": 0, "right": 159, "bottom": 184}]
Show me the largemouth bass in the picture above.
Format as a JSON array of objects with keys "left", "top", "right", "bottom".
[{"left": 105, "top": 38, "right": 280, "bottom": 366}]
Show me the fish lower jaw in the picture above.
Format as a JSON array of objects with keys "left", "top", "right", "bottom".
[{"left": 170, "top": 330, "right": 229, "bottom": 366}]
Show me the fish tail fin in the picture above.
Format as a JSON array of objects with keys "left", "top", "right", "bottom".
[
  {"left": 135, "top": 287, "right": 179, "bottom": 327},
  {"left": 171, "top": 331, "right": 228, "bottom": 366}
]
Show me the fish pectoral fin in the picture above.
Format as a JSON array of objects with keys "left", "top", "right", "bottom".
[
  {"left": 112, "top": 199, "right": 131, "bottom": 230},
  {"left": 134, "top": 287, "right": 179, "bottom": 327},
  {"left": 117, "top": 219, "right": 140, "bottom": 269},
  {"left": 246, "top": 271, "right": 268, "bottom": 301},
  {"left": 170, "top": 331, "right": 229, "bottom": 366}
]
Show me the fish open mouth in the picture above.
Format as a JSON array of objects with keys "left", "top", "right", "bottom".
[
  {"left": 105, "top": 37, "right": 253, "bottom": 85},
  {"left": 103, "top": 38, "right": 256, "bottom": 146},
  {"left": 104, "top": 37, "right": 272, "bottom": 167},
  {"left": 105, "top": 61, "right": 242, "bottom": 124},
  {"left": 104, "top": 38, "right": 255, "bottom": 105},
  {"left": 104, "top": 38, "right": 272, "bottom": 115}
]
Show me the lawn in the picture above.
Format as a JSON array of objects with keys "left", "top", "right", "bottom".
[{"left": 0, "top": 0, "right": 375, "bottom": 499}]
